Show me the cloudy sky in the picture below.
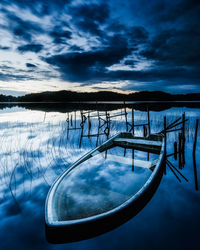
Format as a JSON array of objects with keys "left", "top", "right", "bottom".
[{"left": 0, "top": 0, "right": 199, "bottom": 96}]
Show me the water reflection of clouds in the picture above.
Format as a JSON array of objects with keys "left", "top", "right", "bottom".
[
  {"left": 54, "top": 149, "right": 152, "bottom": 220},
  {"left": 0, "top": 201, "right": 49, "bottom": 250},
  {"left": 0, "top": 109, "right": 100, "bottom": 247},
  {"left": 0, "top": 107, "right": 199, "bottom": 249}
]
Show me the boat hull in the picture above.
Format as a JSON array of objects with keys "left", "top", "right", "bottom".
[{"left": 45, "top": 132, "right": 165, "bottom": 243}]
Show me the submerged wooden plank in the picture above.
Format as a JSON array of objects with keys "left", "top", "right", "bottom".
[
  {"left": 114, "top": 138, "right": 162, "bottom": 147},
  {"left": 106, "top": 154, "right": 156, "bottom": 169}
]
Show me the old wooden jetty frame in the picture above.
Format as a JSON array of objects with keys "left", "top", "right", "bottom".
[{"left": 45, "top": 132, "right": 165, "bottom": 243}]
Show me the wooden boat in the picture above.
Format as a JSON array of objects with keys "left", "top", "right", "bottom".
[{"left": 45, "top": 132, "right": 165, "bottom": 243}]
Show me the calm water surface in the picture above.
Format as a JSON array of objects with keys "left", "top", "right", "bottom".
[{"left": 0, "top": 105, "right": 199, "bottom": 250}]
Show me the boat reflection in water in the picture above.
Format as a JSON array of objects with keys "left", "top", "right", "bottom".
[{"left": 45, "top": 132, "right": 165, "bottom": 243}]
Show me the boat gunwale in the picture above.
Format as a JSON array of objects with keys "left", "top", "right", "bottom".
[{"left": 45, "top": 132, "right": 165, "bottom": 227}]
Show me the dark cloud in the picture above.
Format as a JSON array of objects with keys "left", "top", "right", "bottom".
[
  {"left": 43, "top": 18, "right": 199, "bottom": 89},
  {"left": 125, "top": 0, "right": 200, "bottom": 29},
  {"left": 129, "top": 26, "right": 149, "bottom": 42},
  {"left": 3, "top": 12, "right": 43, "bottom": 42},
  {"left": 45, "top": 34, "right": 131, "bottom": 81},
  {"left": 49, "top": 26, "right": 72, "bottom": 44},
  {"left": 18, "top": 44, "right": 43, "bottom": 53},
  {"left": 45, "top": 49, "right": 199, "bottom": 87},
  {"left": 69, "top": 3, "right": 109, "bottom": 35},
  {"left": 0, "top": 46, "right": 10, "bottom": 50},
  {"left": 105, "top": 25, "right": 149, "bottom": 49},
  {"left": 26, "top": 63, "right": 37, "bottom": 68},
  {"left": 141, "top": 29, "right": 200, "bottom": 67},
  {"left": 0, "top": 72, "right": 34, "bottom": 81},
  {"left": 107, "top": 68, "right": 199, "bottom": 83},
  {"left": 154, "top": 0, "right": 200, "bottom": 24},
  {"left": 1, "top": 0, "right": 72, "bottom": 17},
  {"left": 0, "top": 73, "right": 9, "bottom": 81},
  {"left": 70, "top": 3, "right": 109, "bottom": 24},
  {"left": 124, "top": 60, "right": 137, "bottom": 66},
  {"left": 0, "top": 0, "right": 199, "bottom": 93},
  {"left": 69, "top": 45, "right": 83, "bottom": 52}
]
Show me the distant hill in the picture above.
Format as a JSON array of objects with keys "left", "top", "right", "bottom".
[
  {"left": 17, "top": 91, "right": 124, "bottom": 102},
  {"left": 0, "top": 90, "right": 200, "bottom": 102},
  {"left": 0, "top": 94, "right": 17, "bottom": 102},
  {"left": 17, "top": 90, "right": 200, "bottom": 102}
]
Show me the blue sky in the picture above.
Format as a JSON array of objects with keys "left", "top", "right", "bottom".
[{"left": 0, "top": 0, "right": 199, "bottom": 96}]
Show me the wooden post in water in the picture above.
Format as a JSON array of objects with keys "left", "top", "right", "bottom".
[
  {"left": 43, "top": 112, "right": 46, "bottom": 122},
  {"left": 103, "top": 111, "right": 110, "bottom": 139},
  {"left": 96, "top": 111, "right": 100, "bottom": 146},
  {"left": 193, "top": 119, "right": 199, "bottom": 155},
  {"left": 104, "top": 112, "right": 109, "bottom": 157},
  {"left": 182, "top": 113, "right": 185, "bottom": 167},
  {"left": 70, "top": 114, "right": 73, "bottom": 127},
  {"left": 178, "top": 133, "right": 182, "bottom": 169},
  {"left": 124, "top": 102, "right": 128, "bottom": 132},
  {"left": 193, "top": 119, "right": 199, "bottom": 190},
  {"left": 174, "top": 141, "right": 177, "bottom": 160},
  {"left": 182, "top": 113, "right": 185, "bottom": 141},
  {"left": 143, "top": 125, "right": 147, "bottom": 137},
  {"left": 147, "top": 152, "right": 149, "bottom": 161},
  {"left": 124, "top": 148, "right": 126, "bottom": 157},
  {"left": 163, "top": 116, "right": 167, "bottom": 174},
  {"left": 80, "top": 111, "right": 85, "bottom": 132},
  {"left": 105, "top": 149, "right": 107, "bottom": 159},
  {"left": 74, "top": 111, "right": 76, "bottom": 129},
  {"left": 97, "top": 111, "right": 100, "bottom": 130},
  {"left": 107, "top": 113, "right": 110, "bottom": 138},
  {"left": 108, "top": 113, "right": 111, "bottom": 137},
  {"left": 132, "top": 107, "right": 134, "bottom": 134},
  {"left": 79, "top": 127, "right": 83, "bottom": 148},
  {"left": 80, "top": 111, "right": 83, "bottom": 128},
  {"left": 88, "top": 113, "right": 91, "bottom": 137},
  {"left": 105, "top": 111, "right": 108, "bottom": 131},
  {"left": 147, "top": 107, "right": 151, "bottom": 136},
  {"left": 67, "top": 113, "right": 69, "bottom": 138}
]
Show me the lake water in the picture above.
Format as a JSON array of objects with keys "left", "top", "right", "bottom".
[{"left": 0, "top": 104, "right": 199, "bottom": 250}]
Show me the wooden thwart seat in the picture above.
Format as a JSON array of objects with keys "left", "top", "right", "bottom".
[{"left": 114, "top": 138, "right": 162, "bottom": 147}]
